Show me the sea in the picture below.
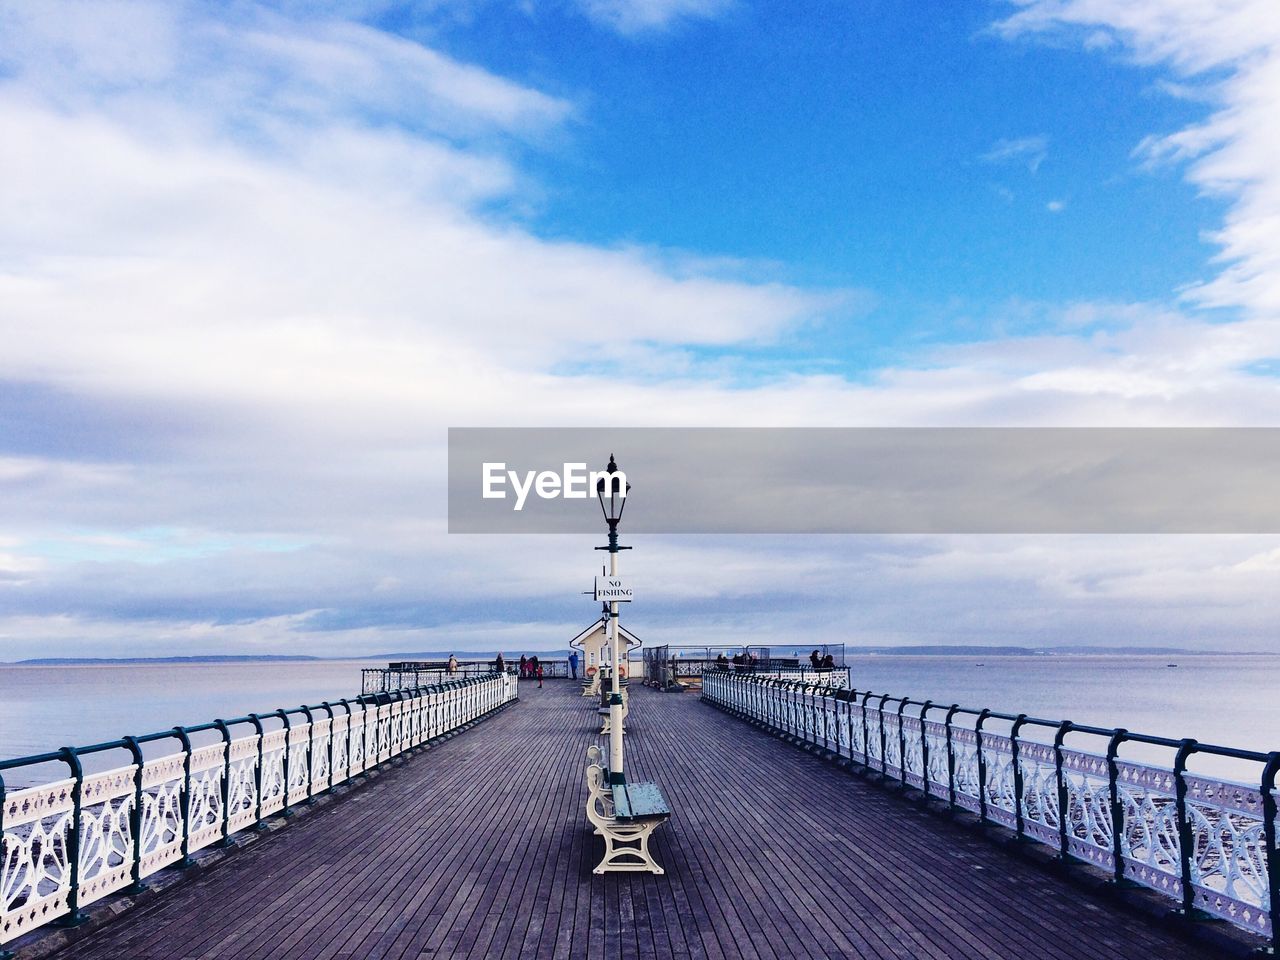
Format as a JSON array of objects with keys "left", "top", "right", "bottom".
[{"left": 0, "top": 654, "right": 1276, "bottom": 786}]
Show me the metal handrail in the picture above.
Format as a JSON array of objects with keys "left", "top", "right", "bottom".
[
  {"left": 700, "top": 669, "right": 1279, "bottom": 950},
  {"left": 0, "top": 672, "right": 519, "bottom": 952}
]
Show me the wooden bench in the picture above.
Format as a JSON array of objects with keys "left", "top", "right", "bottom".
[{"left": 584, "top": 747, "right": 671, "bottom": 874}]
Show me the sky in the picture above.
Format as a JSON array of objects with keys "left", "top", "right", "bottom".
[{"left": 1, "top": 0, "right": 1279, "bottom": 660}]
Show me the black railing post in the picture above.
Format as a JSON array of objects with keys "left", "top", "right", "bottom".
[
  {"left": 172, "top": 726, "right": 194, "bottom": 868},
  {"left": 1173, "top": 739, "right": 1199, "bottom": 916},
  {"left": 1054, "top": 721, "right": 1073, "bottom": 860},
  {"left": 248, "top": 713, "right": 267, "bottom": 829},
  {"left": 1011, "top": 714, "right": 1028, "bottom": 839},
  {"left": 860, "top": 690, "right": 873, "bottom": 771},
  {"left": 897, "top": 699, "right": 909, "bottom": 788},
  {"left": 0, "top": 772, "right": 8, "bottom": 960},
  {"left": 841, "top": 693, "right": 851, "bottom": 759},
  {"left": 945, "top": 705, "right": 959, "bottom": 814},
  {"left": 877, "top": 694, "right": 890, "bottom": 778},
  {"left": 300, "top": 706, "right": 318, "bottom": 802},
  {"left": 823, "top": 687, "right": 832, "bottom": 750},
  {"left": 975, "top": 708, "right": 991, "bottom": 825},
  {"left": 277, "top": 709, "right": 294, "bottom": 816},
  {"left": 337, "top": 699, "right": 352, "bottom": 785},
  {"left": 1261, "top": 751, "right": 1279, "bottom": 954},
  {"left": 1107, "top": 729, "right": 1129, "bottom": 886},
  {"left": 122, "top": 736, "right": 147, "bottom": 893},
  {"left": 321, "top": 702, "right": 336, "bottom": 790},
  {"left": 919, "top": 701, "right": 933, "bottom": 796},
  {"left": 214, "top": 720, "right": 234, "bottom": 848},
  {"left": 56, "top": 746, "right": 88, "bottom": 926}
]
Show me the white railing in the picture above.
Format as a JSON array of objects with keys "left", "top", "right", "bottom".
[
  {"left": 702, "top": 671, "right": 1280, "bottom": 949},
  {"left": 0, "top": 673, "right": 517, "bottom": 948}
]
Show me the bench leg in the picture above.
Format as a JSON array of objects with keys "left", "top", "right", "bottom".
[
  {"left": 593, "top": 820, "right": 664, "bottom": 875},
  {"left": 584, "top": 777, "right": 665, "bottom": 873}
]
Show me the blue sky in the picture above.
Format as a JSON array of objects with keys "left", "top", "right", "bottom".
[
  {"left": 486, "top": 2, "right": 1214, "bottom": 300},
  {"left": 1, "top": 0, "right": 1279, "bottom": 659}
]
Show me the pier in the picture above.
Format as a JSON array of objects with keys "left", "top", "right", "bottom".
[{"left": 5, "top": 681, "right": 1253, "bottom": 960}]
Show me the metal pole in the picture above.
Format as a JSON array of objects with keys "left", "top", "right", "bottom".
[{"left": 608, "top": 522, "right": 624, "bottom": 785}]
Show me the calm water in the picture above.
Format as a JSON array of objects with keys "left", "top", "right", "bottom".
[
  {"left": 1, "top": 655, "right": 1276, "bottom": 784},
  {"left": 0, "top": 659, "right": 385, "bottom": 783},
  {"left": 843, "top": 654, "right": 1279, "bottom": 782},
  {"left": 842, "top": 654, "right": 1279, "bottom": 752}
]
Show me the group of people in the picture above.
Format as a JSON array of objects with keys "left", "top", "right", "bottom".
[
  {"left": 447, "top": 651, "right": 588, "bottom": 689},
  {"left": 808, "top": 650, "right": 837, "bottom": 671},
  {"left": 713, "top": 651, "right": 760, "bottom": 671},
  {"left": 517, "top": 654, "right": 549, "bottom": 687},
  {"left": 709, "top": 649, "right": 837, "bottom": 672}
]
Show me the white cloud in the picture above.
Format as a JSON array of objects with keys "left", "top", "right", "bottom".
[
  {"left": 0, "top": 1, "right": 571, "bottom": 138},
  {"left": 573, "top": 0, "right": 733, "bottom": 33},
  {"left": 997, "top": 0, "right": 1280, "bottom": 320},
  {"left": 981, "top": 135, "right": 1049, "bottom": 173},
  {"left": 1046, "top": 199, "right": 1065, "bottom": 212}
]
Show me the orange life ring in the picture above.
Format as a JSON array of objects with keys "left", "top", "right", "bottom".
[
  {"left": 586, "top": 666, "right": 598, "bottom": 677},
  {"left": 618, "top": 664, "right": 627, "bottom": 678}
]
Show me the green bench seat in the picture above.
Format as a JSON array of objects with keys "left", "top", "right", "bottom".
[{"left": 611, "top": 781, "right": 671, "bottom": 822}]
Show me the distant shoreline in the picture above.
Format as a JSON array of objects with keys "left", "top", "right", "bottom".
[{"left": 5, "top": 645, "right": 1274, "bottom": 665}]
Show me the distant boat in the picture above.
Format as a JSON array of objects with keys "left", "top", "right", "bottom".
[{"left": 1166, "top": 663, "right": 1178, "bottom": 668}]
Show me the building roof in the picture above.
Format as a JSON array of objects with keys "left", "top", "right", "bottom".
[{"left": 568, "top": 616, "right": 642, "bottom": 649}]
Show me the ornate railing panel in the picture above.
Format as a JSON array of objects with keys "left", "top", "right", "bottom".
[
  {"left": 701, "top": 670, "right": 1279, "bottom": 948},
  {"left": 1061, "top": 748, "right": 1113, "bottom": 870},
  {"left": 0, "top": 778, "right": 75, "bottom": 943},
  {"left": 951, "top": 727, "right": 982, "bottom": 814},
  {"left": 138, "top": 755, "right": 186, "bottom": 878},
  {"left": 981, "top": 733, "right": 1018, "bottom": 830},
  {"left": 0, "top": 673, "right": 517, "bottom": 949},
  {"left": 225, "top": 736, "right": 260, "bottom": 834},
  {"left": 186, "top": 743, "right": 227, "bottom": 856},
  {"left": 76, "top": 766, "right": 135, "bottom": 908},
  {"left": 923, "top": 720, "right": 950, "bottom": 801},
  {"left": 258, "top": 729, "right": 288, "bottom": 819},
  {"left": 1017, "top": 740, "right": 1060, "bottom": 846}
]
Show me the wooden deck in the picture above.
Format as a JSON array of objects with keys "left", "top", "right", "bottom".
[{"left": 45, "top": 682, "right": 1227, "bottom": 960}]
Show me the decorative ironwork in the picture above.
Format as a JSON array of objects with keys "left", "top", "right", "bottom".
[
  {"left": 0, "top": 673, "right": 518, "bottom": 949},
  {"left": 700, "top": 670, "right": 1279, "bottom": 948}
]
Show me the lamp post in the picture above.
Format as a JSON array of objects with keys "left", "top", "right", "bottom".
[{"left": 596, "top": 454, "right": 631, "bottom": 785}]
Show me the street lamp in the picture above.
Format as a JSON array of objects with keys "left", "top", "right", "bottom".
[{"left": 596, "top": 454, "right": 631, "bottom": 784}]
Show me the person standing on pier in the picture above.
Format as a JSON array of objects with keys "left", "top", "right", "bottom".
[
  {"left": 569, "top": 650, "right": 579, "bottom": 680},
  {"left": 519, "top": 654, "right": 528, "bottom": 678},
  {"left": 448, "top": 654, "right": 459, "bottom": 676}
]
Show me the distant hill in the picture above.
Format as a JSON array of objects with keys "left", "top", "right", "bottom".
[
  {"left": 842, "top": 645, "right": 1229, "bottom": 657},
  {"left": 14, "top": 655, "right": 322, "bottom": 665}
]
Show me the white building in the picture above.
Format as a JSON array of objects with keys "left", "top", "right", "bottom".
[{"left": 569, "top": 615, "right": 642, "bottom": 677}]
